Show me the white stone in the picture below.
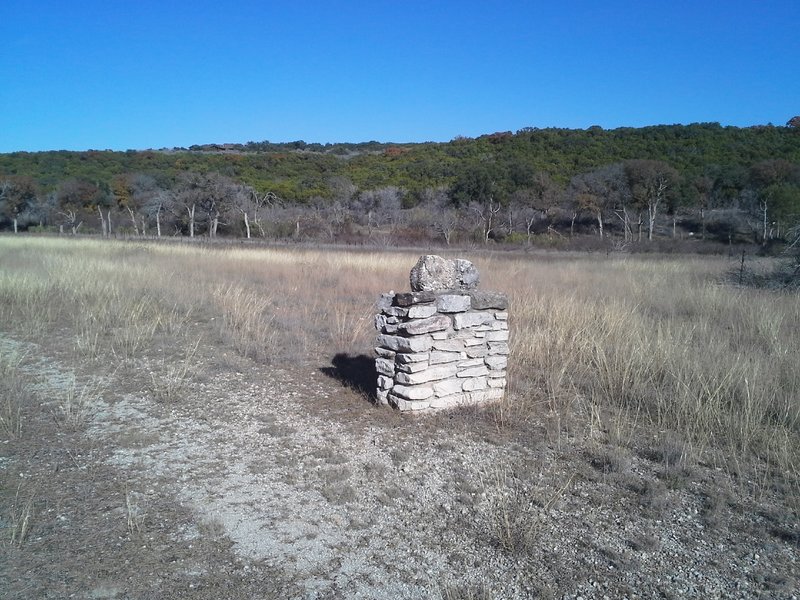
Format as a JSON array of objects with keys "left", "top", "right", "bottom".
[
  {"left": 375, "top": 314, "right": 399, "bottom": 333},
  {"left": 488, "top": 378, "right": 507, "bottom": 388},
  {"left": 457, "top": 365, "right": 489, "bottom": 378},
  {"left": 487, "top": 369, "right": 506, "bottom": 378},
  {"left": 395, "top": 352, "right": 429, "bottom": 364},
  {"left": 433, "top": 378, "right": 463, "bottom": 397},
  {"left": 457, "top": 358, "right": 484, "bottom": 368},
  {"left": 409, "top": 255, "right": 458, "bottom": 291},
  {"left": 392, "top": 384, "right": 435, "bottom": 400},
  {"left": 462, "top": 337, "right": 484, "bottom": 346},
  {"left": 429, "top": 350, "right": 463, "bottom": 365},
  {"left": 485, "top": 330, "right": 509, "bottom": 342},
  {"left": 377, "top": 293, "right": 394, "bottom": 311},
  {"left": 408, "top": 304, "right": 437, "bottom": 319},
  {"left": 488, "top": 342, "right": 510, "bottom": 355},
  {"left": 395, "top": 364, "right": 458, "bottom": 385},
  {"left": 400, "top": 314, "right": 451, "bottom": 335},
  {"left": 395, "top": 362, "right": 428, "bottom": 373},
  {"left": 463, "top": 376, "right": 488, "bottom": 391},
  {"left": 453, "top": 311, "right": 495, "bottom": 330},
  {"left": 375, "top": 347, "right": 395, "bottom": 359},
  {"left": 375, "top": 357, "right": 395, "bottom": 376},
  {"left": 389, "top": 395, "right": 431, "bottom": 411},
  {"left": 377, "top": 375, "right": 394, "bottom": 389},
  {"left": 485, "top": 355, "right": 508, "bottom": 370},
  {"left": 454, "top": 259, "right": 480, "bottom": 290},
  {"left": 491, "top": 320, "right": 508, "bottom": 331},
  {"left": 377, "top": 334, "right": 434, "bottom": 353},
  {"left": 431, "top": 331, "right": 449, "bottom": 340},
  {"left": 396, "top": 361, "right": 429, "bottom": 373},
  {"left": 432, "top": 339, "right": 465, "bottom": 352},
  {"left": 466, "top": 345, "right": 487, "bottom": 358},
  {"left": 376, "top": 388, "right": 390, "bottom": 405},
  {"left": 495, "top": 311, "right": 508, "bottom": 320},
  {"left": 436, "top": 294, "right": 471, "bottom": 313}
]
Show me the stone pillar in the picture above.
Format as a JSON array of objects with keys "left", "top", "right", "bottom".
[{"left": 374, "top": 256, "right": 509, "bottom": 412}]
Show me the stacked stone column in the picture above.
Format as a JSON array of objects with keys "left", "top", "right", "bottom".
[{"left": 374, "top": 256, "right": 509, "bottom": 412}]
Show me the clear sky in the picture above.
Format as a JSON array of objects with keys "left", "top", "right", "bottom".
[{"left": 1, "top": 0, "right": 797, "bottom": 152}]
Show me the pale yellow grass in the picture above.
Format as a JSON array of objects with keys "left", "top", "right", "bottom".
[{"left": 0, "top": 237, "right": 797, "bottom": 480}]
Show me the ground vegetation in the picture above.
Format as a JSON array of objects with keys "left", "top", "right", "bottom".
[
  {"left": 1, "top": 124, "right": 799, "bottom": 260},
  {"left": 0, "top": 238, "right": 797, "bottom": 598}
]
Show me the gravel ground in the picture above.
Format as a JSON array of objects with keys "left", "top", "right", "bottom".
[{"left": 1, "top": 334, "right": 798, "bottom": 599}]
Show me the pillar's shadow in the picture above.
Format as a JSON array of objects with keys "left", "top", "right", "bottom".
[{"left": 320, "top": 353, "right": 377, "bottom": 402}]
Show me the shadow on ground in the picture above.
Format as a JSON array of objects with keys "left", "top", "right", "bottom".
[{"left": 320, "top": 353, "right": 377, "bottom": 402}]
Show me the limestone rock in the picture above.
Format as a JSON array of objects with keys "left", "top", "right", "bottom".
[
  {"left": 454, "top": 259, "right": 480, "bottom": 290},
  {"left": 485, "top": 355, "right": 508, "bottom": 370},
  {"left": 400, "top": 314, "right": 451, "bottom": 335},
  {"left": 488, "top": 342, "right": 510, "bottom": 355},
  {"left": 394, "top": 291, "right": 436, "bottom": 307},
  {"left": 392, "top": 384, "right": 435, "bottom": 401},
  {"left": 410, "top": 255, "right": 457, "bottom": 291},
  {"left": 463, "top": 376, "right": 488, "bottom": 391},
  {"left": 376, "top": 334, "right": 434, "bottom": 353},
  {"left": 469, "top": 291, "right": 508, "bottom": 310},
  {"left": 436, "top": 294, "right": 471, "bottom": 313},
  {"left": 407, "top": 304, "right": 438, "bottom": 319},
  {"left": 395, "top": 364, "right": 458, "bottom": 385},
  {"left": 485, "top": 330, "right": 509, "bottom": 342},
  {"left": 396, "top": 361, "right": 429, "bottom": 374},
  {"left": 429, "top": 350, "right": 463, "bottom": 365},
  {"left": 395, "top": 352, "right": 429, "bottom": 364},
  {"left": 377, "top": 292, "right": 395, "bottom": 311},
  {"left": 453, "top": 311, "right": 495, "bottom": 330},
  {"left": 375, "top": 357, "right": 395, "bottom": 376},
  {"left": 457, "top": 365, "right": 489, "bottom": 378},
  {"left": 433, "top": 378, "right": 463, "bottom": 397}
]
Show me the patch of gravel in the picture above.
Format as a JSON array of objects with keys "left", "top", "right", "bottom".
[{"left": 3, "top": 334, "right": 798, "bottom": 599}]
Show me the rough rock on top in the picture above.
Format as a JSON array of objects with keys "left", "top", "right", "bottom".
[
  {"left": 409, "top": 255, "right": 480, "bottom": 292},
  {"left": 454, "top": 259, "right": 480, "bottom": 290}
]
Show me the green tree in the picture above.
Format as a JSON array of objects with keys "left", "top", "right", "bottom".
[
  {"left": 749, "top": 159, "right": 800, "bottom": 244},
  {"left": 55, "top": 179, "right": 106, "bottom": 235},
  {"left": 0, "top": 176, "right": 38, "bottom": 233},
  {"left": 624, "top": 160, "right": 680, "bottom": 241},
  {"left": 450, "top": 164, "right": 501, "bottom": 243}
]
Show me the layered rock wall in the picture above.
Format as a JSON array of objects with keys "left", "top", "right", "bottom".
[{"left": 374, "top": 257, "right": 509, "bottom": 412}]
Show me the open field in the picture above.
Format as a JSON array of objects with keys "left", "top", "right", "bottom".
[{"left": 1, "top": 236, "right": 798, "bottom": 599}]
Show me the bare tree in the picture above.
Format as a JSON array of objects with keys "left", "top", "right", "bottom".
[
  {"left": 624, "top": 160, "right": 679, "bottom": 241},
  {"left": 174, "top": 172, "right": 239, "bottom": 238},
  {"left": 567, "top": 168, "right": 616, "bottom": 239},
  {"left": 434, "top": 208, "right": 460, "bottom": 245},
  {"left": 240, "top": 189, "right": 280, "bottom": 238},
  {"left": 469, "top": 197, "right": 502, "bottom": 244},
  {"left": 352, "top": 186, "right": 403, "bottom": 237},
  {"left": 56, "top": 179, "right": 106, "bottom": 235}
]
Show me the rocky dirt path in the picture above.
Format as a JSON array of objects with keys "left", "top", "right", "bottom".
[{"left": 2, "top": 333, "right": 798, "bottom": 599}]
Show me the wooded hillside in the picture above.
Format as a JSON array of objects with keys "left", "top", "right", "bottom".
[{"left": 1, "top": 122, "right": 799, "bottom": 248}]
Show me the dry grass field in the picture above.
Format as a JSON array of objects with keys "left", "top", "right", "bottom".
[{"left": 1, "top": 236, "right": 798, "bottom": 599}]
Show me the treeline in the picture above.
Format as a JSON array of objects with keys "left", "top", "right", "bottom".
[{"left": 0, "top": 122, "right": 799, "bottom": 249}]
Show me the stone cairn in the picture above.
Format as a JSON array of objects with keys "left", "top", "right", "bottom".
[{"left": 374, "top": 255, "right": 509, "bottom": 412}]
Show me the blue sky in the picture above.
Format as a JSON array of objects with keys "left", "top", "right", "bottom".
[{"left": 1, "top": 0, "right": 797, "bottom": 152}]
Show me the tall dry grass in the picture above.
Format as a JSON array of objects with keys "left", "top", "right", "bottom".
[
  {"left": 0, "top": 237, "right": 797, "bottom": 482},
  {"left": 481, "top": 254, "right": 800, "bottom": 478}
]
